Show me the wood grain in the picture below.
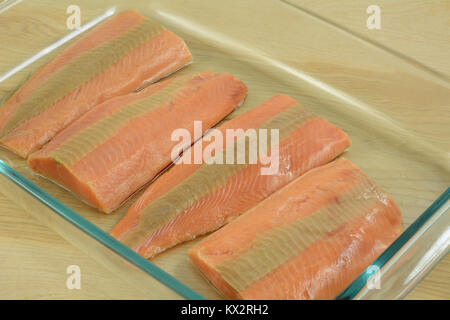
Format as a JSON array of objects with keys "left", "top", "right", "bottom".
[
  {"left": 0, "top": 195, "right": 144, "bottom": 299},
  {"left": 295, "top": 0, "right": 450, "bottom": 79},
  {"left": 290, "top": 0, "right": 450, "bottom": 300},
  {"left": 0, "top": 0, "right": 448, "bottom": 299}
]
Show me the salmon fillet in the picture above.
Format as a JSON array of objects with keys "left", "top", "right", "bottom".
[
  {"left": 0, "top": 10, "right": 193, "bottom": 157},
  {"left": 110, "top": 94, "right": 351, "bottom": 258},
  {"left": 188, "top": 158, "right": 402, "bottom": 300},
  {"left": 28, "top": 72, "right": 247, "bottom": 213}
]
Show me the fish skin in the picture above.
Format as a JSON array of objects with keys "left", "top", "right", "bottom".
[
  {"left": 0, "top": 10, "right": 193, "bottom": 157},
  {"left": 188, "top": 158, "right": 402, "bottom": 300},
  {"left": 110, "top": 95, "right": 351, "bottom": 259},
  {"left": 27, "top": 72, "right": 247, "bottom": 213}
]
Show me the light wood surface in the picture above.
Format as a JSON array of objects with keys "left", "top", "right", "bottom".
[
  {"left": 0, "top": 0, "right": 448, "bottom": 299},
  {"left": 294, "top": 0, "right": 450, "bottom": 79}
]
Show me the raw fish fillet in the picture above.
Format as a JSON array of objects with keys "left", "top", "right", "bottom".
[
  {"left": 0, "top": 10, "right": 192, "bottom": 157},
  {"left": 28, "top": 72, "right": 247, "bottom": 213},
  {"left": 111, "top": 95, "right": 350, "bottom": 258},
  {"left": 189, "top": 158, "right": 402, "bottom": 300}
]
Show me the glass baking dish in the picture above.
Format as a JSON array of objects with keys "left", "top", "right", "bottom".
[{"left": 0, "top": 0, "right": 448, "bottom": 299}]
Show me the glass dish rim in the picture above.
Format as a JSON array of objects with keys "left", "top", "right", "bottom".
[
  {"left": 0, "top": 0, "right": 448, "bottom": 299},
  {"left": 0, "top": 160, "right": 205, "bottom": 300},
  {"left": 335, "top": 186, "right": 449, "bottom": 299},
  {"left": 0, "top": 159, "right": 448, "bottom": 300}
]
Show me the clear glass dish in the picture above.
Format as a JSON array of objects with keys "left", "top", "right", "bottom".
[{"left": 0, "top": 0, "right": 448, "bottom": 299}]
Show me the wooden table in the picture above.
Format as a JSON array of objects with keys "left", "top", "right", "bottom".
[{"left": 0, "top": 0, "right": 448, "bottom": 299}]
